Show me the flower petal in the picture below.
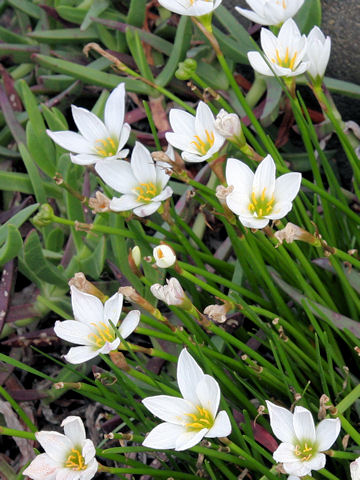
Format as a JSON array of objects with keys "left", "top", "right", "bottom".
[
  {"left": 119, "top": 310, "right": 140, "bottom": 339},
  {"left": 225, "top": 158, "right": 254, "bottom": 196},
  {"left": 177, "top": 348, "right": 204, "bottom": 404},
  {"left": 71, "top": 106, "right": 108, "bottom": 142},
  {"left": 284, "top": 453, "right": 325, "bottom": 476},
  {"left": 56, "top": 469, "right": 80, "bottom": 480},
  {"left": 64, "top": 346, "right": 98, "bottom": 364},
  {"left": 275, "top": 172, "right": 301, "bottom": 204},
  {"left": 35, "top": 431, "right": 72, "bottom": 463},
  {"left": 315, "top": 418, "right": 341, "bottom": 451},
  {"left": 104, "top": 83, "right": 125, "bottom": 138},
  {"left": 117, "top": 123, "right": 131, "bottom": 152},
  {"left": 103, "top": 292, "right": 123, "bottom": 326},
  {"left": 195, "top": 101, "right": 216, "bottom": 139},
  {"left": 22, "top": 453, "right": 59, "bottom": 480},
  {"left": 165, "top": 133, "right": 198, "bottom": 155},
  {"left": 142, "top": 395, "right": 191, "bottom": 425},
  {"left": 152, "top": 186, "right": 173, "bottom": 202},
  {"left": 79, "top": 458, "right": 98, "bottom": 480},
  {"left": 133, "top": 202, "right": 161, "bottom": 217},
  {"left": 273, "top": 442, "right": 297, "bottom": 463},
  {"left": 248, "top": 51, "right": 274, "bottom": 76},
  {"left": 266, "top": 400, "right": 296, "bottom": 443},
  {"left": 69, "top": 153, "right": 99, "bottom": 165},
  {"left": 175, "top": 428, "right": 208, "bottom": 451},
  {"left": 81, "top": 439, "right": 96, "bottom": 464},
  {"left": 169, "top": 109, "right": 196, "bottom": 139},
  {"left": 143, "top": 422, "right": 185, "bottom": 449},
  {"left": 238, "top": 214, "right": 269, "bottom": 229},
  {"left": 61, "top": 416, "right": 86, "bottom": 447},
  {"left": 131, "top": 142, "right": 156, "bottom": 184},
  {"left": 98, "top": 338, "right": 120, "bottom": 355},
  {"left": 293, "top": 406, "right": 316, "bottom": 443},
  {"left": 196, "top": 374, "right": 220, "bottom": 419},
  {"left": 253, "top": 154, "right": 276, "bottom": 198},
  {"left": 181, "top": 151, "right": 210, "bottom": 163},
  {"left": 47, "top": 130, "right": 93, "bottom": 154},
  {"left": 226, "top": 192, "right": 252, "bottom": 216},
  {"left": 95, "top": 159, "right": 137, "bottom": 194},
  {"left": 206, "top": 410, "right": 232, "bottom": 438},
  {"left": 70, "top": 286, "right": 103, "bottom": 326},
  {"left": 54, "top": 320, "right": 94, "bottom": 346},
  {"left": 268, "top": 201, "right": 293, "bottom": 220},
  {"left": 110, "top": 194, "right": 140, "bottom": 212}
]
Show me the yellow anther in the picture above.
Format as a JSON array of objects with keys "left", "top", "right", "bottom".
[
  {"left": 274, "top": 48, "right": 298, "bottom": 71},
  {"left": 249, "top": 191, "right": 275, "bottom": 218},
  {"left": 260, "top": 188, "right": 266, "bottom": 202},
  {"left": 157, "top": 248, "right": 164, "bottom": 258},
  {"left": 185, "top": 406, "right": 214, "bottom": 431},
  {"left": 289, "top": 51, "right": 298, "bottom": 70},
  {"left": 251, "top": 192, "right": 258, "bottom": 206},
  {"left": 65, "top": 449, "right": 86, "bottom": 471},
  {"left": 88, "top": 322, "right": 114, "bottom": 348},
  {"left": 191, "top": 130, "right": 215, "bottom": 155},
  {"left": 134, "top": 182, "right": 158, "bottom": 203},
  {"left": 94, "top": 136, "right": 118, "bottom": 157}
]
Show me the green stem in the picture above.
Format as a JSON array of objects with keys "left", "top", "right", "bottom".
[{"left": 0, "top": 426, "right": 36, "bottom": 440}]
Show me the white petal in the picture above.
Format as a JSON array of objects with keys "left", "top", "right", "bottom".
[
  {"left": 226, "top": 191, "right": 252, "bottom": 216},
  {"left": 266, "top": 400, "right": 296, "bottom": 443},
  {"left": 117, "top": 123, "right": 131, "bottom": 152},
  {"left": 98, "top": 338, "right": 120, "bottom": 355},
  {"left": 275, "top": 172, "right": 301, "bottom": 204},
  {"left": 177, "top": 348, "right": 204, "bottom": 404},
  {"left": 226, "top": 157, "right": 254, "bottom": 196},
  {"left": 196, "top": 375, "right": 220, "bottom": 419},
  {"left": 47, "top": 130, "right": 93, "bottom": 154},
  {"left": 110, "top": 194, "right": 140, "bottom": 212},
  {"left": 142, "top": 395, "right": 191, "bottom": 425},
  {"left": 175, "top": 428, "right": 207, "bottom": 451},
  {"left": 195, "top": 101, "right": 216, "bottom": 139},
  {"left": 103, "top": 292, "right": 123, "bottom": 326},
  {"left": 248, "top": 51, "right": 274, "bottom": 76},
  {"left": 133, "top": 202, "right": 161, "bottom": 217},
  {"left": 143, "top": 422, "right": 185, "bottom": 449},
  {"left": 104, "top": 83, "right": 125, "bottom": 138},
  {"left": 81, "top": 439, "right": 96, "bottom": 464},
  {"left": 238, "top": 214, "right": 269, "bottom": 229},
  {"left": 119, "top": 310, "right": 140, "bottom": 339},
  {"left": 64, "top": 346, "right": 98, "bottom": 364},
  {"left": 169, "top": 109, "right": 196, "bottom": 139},
  {"left": 54, "top": 320, "right": 94, "bottom": 346},
  {"left": 165, "top": 132, "right": 198, "bottom": 154},
  {"left": 35, "top": 431, "right": 72, "bottom": 463},
  {"left": 181, "top": 151, "right": 209, "bottom": 163},
  {"left": 69, "top": 153, "right": 98, "bottom": 165},
  {"left": 260, "top": 28, "right": 278, "bottom": 60},
  {"left": 23, "top": 453, "right": 59, "bottom": 480},
  {"left": 71, "top": 106, "right": 108, "bottom": 142},
  {"left": 206, "top": 410, "right": 232, "bottom": 438},
  {"left": 61, "top": 416, "right": 86, "bottom": 447},
  {"left": 131, "top": 142, "right": 156, "bottom": 184},
  {"left": 156, "top": 161, "right": 172, "bottom": 190},
  {"left": 253, "top": 154, "right": 276, "bottom": 198},
  {"left": 273, "top": 442, "right": 297, "bottom": 463},
  {"left": 293, "top": 406, "right": 316, "bottom": 443},
  {"left": 152, "top": 186, "right": 173, "bottom": 202},
  {"left": 267, "top": 201, "right": 293, "bottom": 220},
  {"left": 315, "top": 418, "right": 341, "bottom": 451},
  {"left": 235, "top": 7, "right": 269, "bottom": 25},
  {"left": 95, "top": 159, "right": 137, "bottom": 194},
  {"left": 56, "top": 469, "right": 80, "bottom": 480},
  {"left": 79, "top": 458, "right": 98, "bottom": 480},
  {"left": 284, "top": 453, "right": 325, "bottom": 476},
  {"left": 70, "top": 286, "right": 104, "bottom": 326}
]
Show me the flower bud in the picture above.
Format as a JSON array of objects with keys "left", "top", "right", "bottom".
[
  {"left": 153, "top": 244, "right": 176, "bottom": 268},
  {"left": 203, "top": 301, "right": 233, "bottom": 323},
  {"left": 175, "top": 58, "right": 197, "bottom": 81},
  {"left": 68, "top": 272, "right": 107, "bottom": 302},
  {"left": 215, "top": 109, "right": 243, "bottom": 141},
  {"left": 32, "top": 203, "right": 54, "bottom": 227},
  {"left": 89, "top": 191, "right": 111, "bottom": 213},
  {"left": 151, "top": 278, "right": 189, "bottom": 308},
  {"left": 131, "top": 246, "right": 141, "bottom": 268},
  {"left": 351, "top": 458, "right": 360, "bottom": 480},
  {"left": 274, "top": 223, "right": 321, "bottom": 247}
]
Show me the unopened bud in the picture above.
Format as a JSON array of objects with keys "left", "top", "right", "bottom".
[
  {"left": 69, "top": 272, "right": 107, "bottom": 302},
  {"left": 89, "top": 191, "right": 111, "bottom": 213},
  {"left": 215, "top": 109, "right": 242, "bottom": 139},
  {"left": 151, "top": 278, "right": 190, "bottom": 309},
  {"left": 175, "top": 58, "right": 197, "bottom": 81},
  {"left": 128, "top": 246, "right": 141, "bottom": 276},
  {"left": 153, "top": 244, "right": 176, "bottom": 268},
  {"left": 32, "top": 203, "right": 54, "bottom": 227},
  {"left": 274, "top": 223, "right": 321, "bottom": 247}
]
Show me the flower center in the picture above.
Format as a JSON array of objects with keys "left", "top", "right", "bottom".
[
  {"left": 134, "top": 182, "right": 158, "bottom": 203},
  {"left": 88, "top": 322, "right": 115, "bottom": 348},
  {"left": 248, "top": 188, "right": 275, "bottom": 218},
  {"left": 65, "top": 448, "right": 86, "bottom": 471},
  {"left": 273, "top": 47, "right": 298, "bottom": 70},
  {"left": 94, "top": 136, "right": 118, "bottom": 157},
  {"left": 185, "top": 406, "right": 214, "bottom": 431},
  {"left": 294, "top": 441, "right": 316, "bottom": 462},
  {"left": 191, "top": 130, "right": 215, "bottom": 155}
]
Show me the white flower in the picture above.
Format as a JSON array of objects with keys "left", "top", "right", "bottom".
[
  {"left": 158, "top": 0, "right": 222, "bottom": 17},
  {"left": 351, "top": 457, "right": 360, "bottom": 480},
  {"left": 248, "top": 19, "right": 309, "bottom": 77},
  {"left": 150, "top": 278, "right": 186, "bottom": 306},
  {"left": 305, "top": 26, "right": 331, "bottom": 83},
  {"left": 266, "top": 400, "right": 341, "bottom": 477},
  {"left": 54, "top": 286, "right": 140, "bottom": 364},
  {"left": 236, "top": 0, "right": 304, "bottom": 27},
  {"left": 95, "top": 142, "right": 173, "bottom": 217},
  {"left": 225, "top": 154, "right": 301, "bottom": 229},
  {"left": 47, "top": 83, "right": 130, "bottom": 165},
  {"left": 166, "top": 101, "right": 225, "bottom": 163},
  {"left": 142, "top": 348, "right": 231, "bottom": 451},
  {"left": 23, "top": 416, "right": 98, "bottom": 480},
  {"left": 214, "top": 109, "right": 242, "bottom": 139},
  {"left": 153, "top": 245, "right": 177, "bottom": 268}
]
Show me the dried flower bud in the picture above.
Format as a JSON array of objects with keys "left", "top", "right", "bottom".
[
  {"left": 215, "top": 185, "right": 234, "bottom": 201},
  {"left": 275, "top": 223, "right": 321, "bottom": 246},
  {"left": 351, "top": 457, "right": 360, "bottom": 480},
  {"left": 68, "top": 272, "right": 107, "bottom": 302},
  {"left": 203, "top": 301, "right": 233, "bottom": 323},
  {"left": 151, "top": 278, "right": 190, "bottom": 308},
  {"left": 89, "top": 191, "right": 111, "bottom": 213},
  {"left": 153, "top": 244, "right": 176, "bottom": 268},
  {"left": 32, "top": 203, "right": 54, "bottom": 227}
]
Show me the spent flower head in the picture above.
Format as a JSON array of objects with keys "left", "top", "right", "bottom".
[
  {"left": 305, "top": 26, "right": 331, "bottom": 86},
  {"left": 236, "top": 0, "right": 304, "bottom": 27},
  {"left": 47, "top": 83, "right": 130, "bottom": 165},
  {"left": 266, "top": 400, "right": 341, "bottom": 477},
  {"left": 142, "top": 348, "right": 231, "bottom": 450},
  {"left": 158, "top": 0, "right": 222, "bottom": 17},
  {"left": 150, "top": 278, "right": 187, "bottom": 307},
  {"left": 54, "top": 286, "right": 140, "bottom": 364},
  {"left": 166, "top": 101, "right": 226, "bottom": 163},
  {"left": 95, "top": 142, "right": 173, "bottom": 217},
  {"left": 23, "top": 416, "right": 98, "bottom": 480},
  {"left": 225, "top": 154, "right": 301, "bottom": 229},
  {"left": 248, "top": 18, "right": 309, "bottom": 77}
]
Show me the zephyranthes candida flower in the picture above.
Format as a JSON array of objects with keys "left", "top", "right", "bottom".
[
  {"left": 225, "top": 154, "right": 301, "bottom": 229},
  {"left": 305, "top": 26, "right": 331, "bottom": 85},
  {"left": 236, "top": 0, "right": 304, "bottom": 27},
  {"left": 23, "top": 416, "right": 98, "bottom": 480},
  {"left": 158, "top": 0, "right": 222, "bottom": 17},
  {"left": 54, "top": 286, "right": 140, "bottom": 364},
  {"left": 95, "top": 142, "right": 173, "bottom": 217},
  {"left": 153, "top": 244, "right": 177, "bottom": 268},
  {"left": 266, "top": 400, "right": 341, "bottom": 477},
  {"left": 166, "top": 101, "right": 225, "bottom": 163},
  {"left": 47, "top": 83, "right": 130, "bottom": 165},
  {"left": 142, "top": 348, "right": 231, "bottom": 450},
  {"left": 150, "top": 277, "right": 187, "bottom": 307},
  {"left": 248, "top": 18, "right": 309, "bottom": 77}
]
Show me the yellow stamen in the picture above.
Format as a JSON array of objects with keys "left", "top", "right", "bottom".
[
  {"left": 274, "top": 48, "right": 298, "bottom": 71},
  {"left": 65, "top": 449, "right": 86, "bottom": 471},
  {"left": 94, "top": 136, "right": 118, "bottom": 157},
  {"left": 157, "top": 248, "right": 164, "bottom": 259},
  {"left": 191, "top": 130, "right": 215, "bottom": 155},
  {"left": 88, "top": 322, "right": 114, "bottom": 348},
  {"left": 185, "top": 406, "right": 214, "bottom": 431},
  {"left": 134, "top": 182, "right": 158, "bottom": 203},
  {"left": 248, "top": 190, "right": 275, "bottom": 218}
]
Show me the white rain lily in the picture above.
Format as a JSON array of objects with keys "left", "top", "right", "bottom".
[
  {"left": 95, "top": 142, "right": 173, "bottom": 217},
  {"left": 47, "top": 83, "right": 130, "bottom": 165},
  {"left": 150, "top": 277, "right": 187, "bottom": 306},
  {"left": 54, "top": 286, "right": 140, "bottom": 364},
  {"left": 23, "top": 416, "right": 98, "bottom": 480},
  {"left": 305, "top": 26, "right": 331, "bottom": 84},
  {"left": 214, "top": 109, "right": 242, "bottom": 139},
  {"left": 248, "top": 18, "right": 309, "bottom": 77},
  {"left": 142, "top": 348, "right": 231, "bottom": 451},
  {"left": 351, "top": 457, "right": 360, "bottom": 480},
  {"left": 166, "top": 101, "right": 225, "bottom": 163},
  {"left": 266, "top": 400, "right": 341, "bottom": 477},
  {"left": 225, "top": 154, "right": 301, "bottom": 229},
  {"left": 153, "top": 244, "right": 177, "bottom": 268},
  {"left": 158, "top": 0, "right": 222, "bottom": 17},
  {"left": 236, "top": 0, "right": 304, "bottom": 27}
]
